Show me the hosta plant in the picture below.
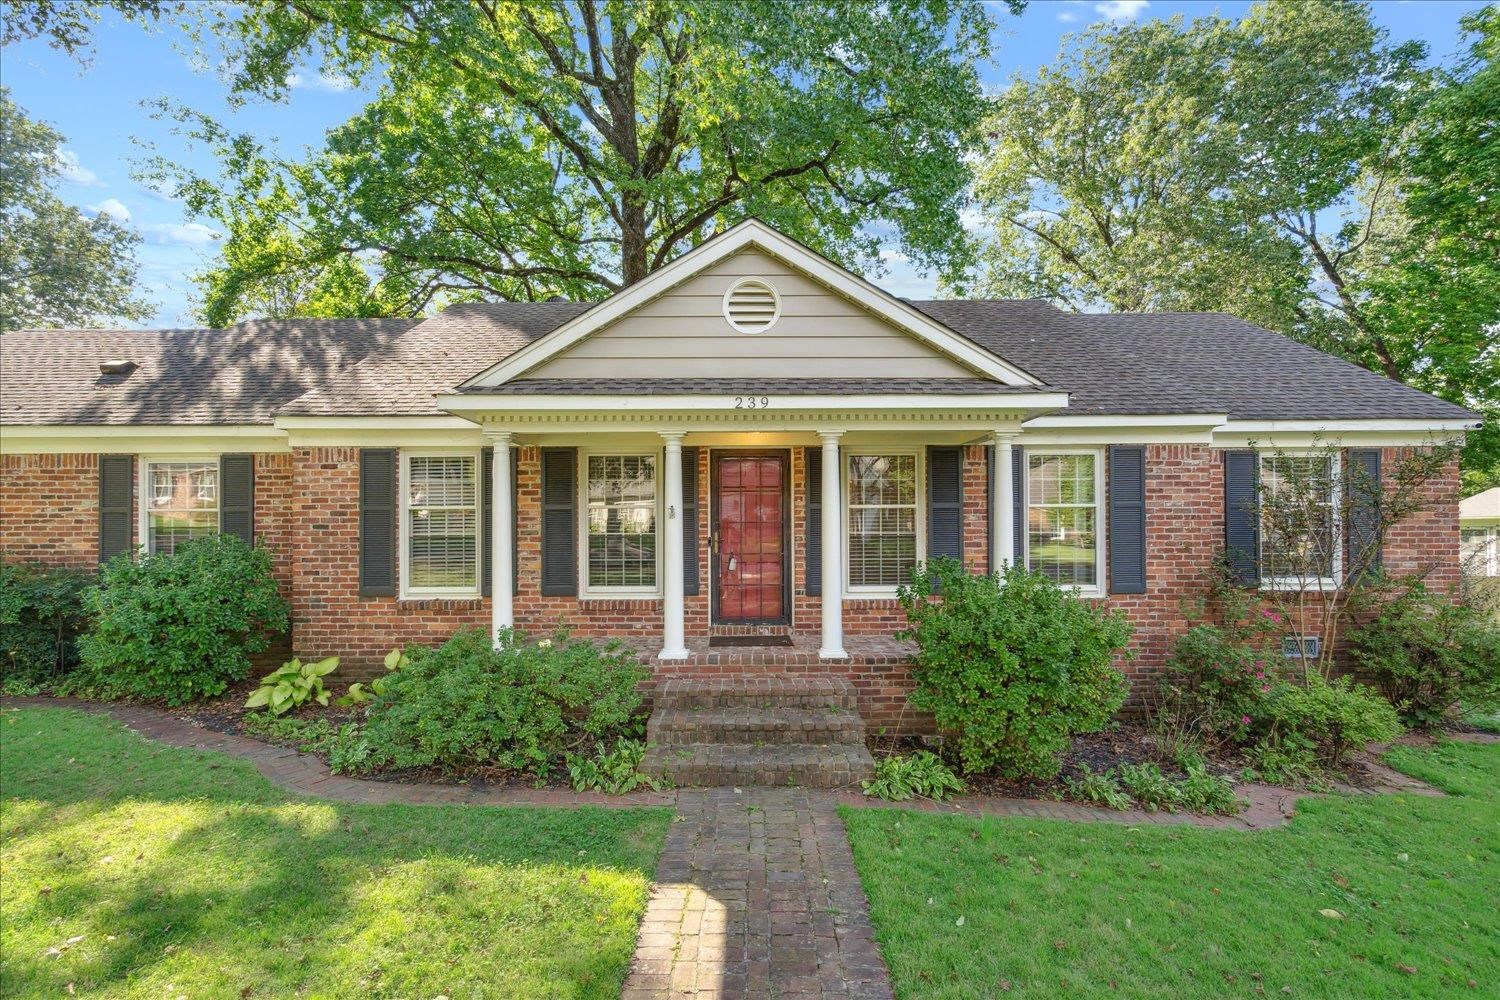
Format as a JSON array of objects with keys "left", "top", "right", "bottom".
[
  {"left": 335, "top": 648, "right": 407, "bottom": 707},
  {"left": 1063, "top": 764, "right": 1131, "bottom": 810},
  {"left": 861, "top": 751, "right": 966, "bottom": 802},
  {"left": 245, "top": 656, "right": 339, "bottom": 715},
  {"left": 566, "top": 740, "right": 663, "bottom": 794}
]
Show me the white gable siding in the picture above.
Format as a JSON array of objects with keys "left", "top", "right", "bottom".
[{"left": 524, "top": 250, "right": 980, "bottom": 379}]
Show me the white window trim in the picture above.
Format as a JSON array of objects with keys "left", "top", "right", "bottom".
[
  {"left": 842, "top": 448, "right": 925, "bottom": 597},
  {"left": 578, "top": 447, "right": 664, "bottom": 599},
  {"left": 1461, "top": 525, "right": 1500, "bottom": 577},
  {"left": 138, "top": 455, "right": 220, "bottom": 556},
  {"left": 1021, "top": 447, "right": 1106, "bottom": 598},
  {"left": 399, "top": 448, "right": 482, "bottom": 599},
  {"left": 1258, "top": 450, "right": 1342, "bottom": 592}
]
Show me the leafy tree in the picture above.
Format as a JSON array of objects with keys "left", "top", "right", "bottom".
[
  {"left": 134, "top": 0, "right": 1016, "bottom": 322},
  {"left": 0, "top": 89, "right": 153, "bottom": 332},
  {"left": 968, "top": 1, "right": 1496, "bottom": 484}
]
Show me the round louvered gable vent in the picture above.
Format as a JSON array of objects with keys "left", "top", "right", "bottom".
[{"left": 722, "top": 277, "right": 781, "bottom": 333}]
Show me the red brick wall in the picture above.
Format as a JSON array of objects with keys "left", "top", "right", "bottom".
[{"left": 1, "top": 454, "right": 105, "bottom": 567}]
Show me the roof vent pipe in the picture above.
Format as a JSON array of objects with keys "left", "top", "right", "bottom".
[{"left": 98, "top": 359, "right": 138, "bottom": 376}]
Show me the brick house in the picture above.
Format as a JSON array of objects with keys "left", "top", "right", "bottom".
[{"left": 0, "top": 220, "right": 1478, "bottom": 734}]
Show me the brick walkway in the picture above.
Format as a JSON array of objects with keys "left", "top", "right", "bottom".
[{"left": 622, "top": 788, "right": 892, "bottom": 1000}]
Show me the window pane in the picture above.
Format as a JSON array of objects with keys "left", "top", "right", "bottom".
[
  {"left": 587, "top": 454, "right": 657, "bottom": 588},
  {"left": 147, "top": 461, "right": 219, "bottom": 555},
  {"left": 847, "top": 454, "right": 917, "bottom": 587},
  {"left": 1260, "top": 455, "right": 1337, "bottom": 581},
  {"left": 1025, "top": 453, "right": 1099, "bottom": 587},
  {"left": 407, "top": 456, "right": 477, "bottom": 589}
]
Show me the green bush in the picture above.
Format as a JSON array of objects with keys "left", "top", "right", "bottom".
[
  {"left": 1117, "top": 762, "right": 1183, "bottom": 813},
  {"left": 1242, "top": 738, "right": 1325, "bottom": 788},
  {"left": 898, "top": 560, "right": 1132, "bottom": 779},
  {"left": 0, "top": 561, "right": 90, "bottom": 693},
  {"left": 1158, "top": 623, "right": 1277, "bottom": 745},
  {"left": 1349, "top": 579, "right": 1500, "bottom": 728},
  {"left": 357, "top": 627, "right": 646, "bottom": 775},
  {"left": 566, "top": 740, "right": 663, "bottom": 794},
  {"left": 861, "top": 751, "right": 966, "bottom": 801},
  {"left": 69, "top": 536, "right": 288, "bottom": 705},
  {"left": 1264, "top": 674, "right": 1402, "bottom": 768},
  {"left": 1178, "top": 764, "right": 1240, "bottom": 815}
]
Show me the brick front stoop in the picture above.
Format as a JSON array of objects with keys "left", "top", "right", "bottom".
[{"left": 3, "top": 697, "right": 1456, "bottom": 999}]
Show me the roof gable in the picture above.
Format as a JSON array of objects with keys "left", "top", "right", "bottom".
[{"left": 461, "top": 220, "right": 1041, "bottom": 388}]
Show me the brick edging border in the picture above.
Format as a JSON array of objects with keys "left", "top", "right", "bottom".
[{"left": 1, "top": 696, "right": 1450, "bottom": 827}]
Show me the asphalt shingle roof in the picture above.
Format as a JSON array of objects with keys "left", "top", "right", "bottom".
[
  {"left": 0, "top": 318, "right": 417, "bottom": 425},
  {"left": 0, "top": 300, "right": 1476, "bottom": 425}
]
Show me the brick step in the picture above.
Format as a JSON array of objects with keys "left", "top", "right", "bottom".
[
  {"left": 642, "top": 742, "right": 875, "bottom": 789},
  {"left": 651, "top": 676, "right": 859, "bottom": 711},
  {"left": 647, "top": 706, "right": 866, "bottom": 746}
]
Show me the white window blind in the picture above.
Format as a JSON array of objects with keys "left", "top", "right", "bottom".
[
  {"left": 587, "top": 454, "right": 658, "bottom": 588},
  {"left": 847, "top": 454, "right": 917, "bottom": 588},
  {"left": 146, "top": 461, "right": 218, "bottom": 555},
  {"left": 1259, "top": 454, "right": 1339, "bottom": 586},
  {"left": 407, "top": 455, "right": 478, "bottom": 590},
  {"left": 1026, "top": 453, "right": 1099, "bottom": 588}
]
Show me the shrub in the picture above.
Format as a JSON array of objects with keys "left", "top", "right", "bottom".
[
  {"left": 0, "top": 562, "right": 90, "bottom": 693},
  {"left": 1063, "top": 765, "right": 1131, "bottom": 810},
  {"left": 1264, "top": 674, "right": 1402, "bottom": 768},
  {"left": 245, "top": 656, "right": 339, "bottom": 715},
  {"left": 861, "top": 751, "right": 966, "bottom": 801},
  {"left": 1178, "top": 765, "right": 1241, "bottom": 815},
  {"left": 1242, "top": 738, "right": 1324, "bottom": 788},
  {"left": 357, "top": 627, "right": 646, "bottom": 775},
  {"left": 566, "top": 740, "right": 663, "bottom": 794},
  {"left": 70, "top": 536, "right": 288, "bottom": 705},
  {"left": 1158, "top": 623, "right": 1277, "bottom": 745},
  {"left": 898, "top": 560, "right": 1132, "bottom": 779},
  {"left": 1349, "top": 579, "right": 1500, "bottom": 728}
]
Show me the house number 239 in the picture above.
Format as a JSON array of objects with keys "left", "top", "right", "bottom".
[{"left": 733, "top": 396, "right": 771, "bottom": 409}]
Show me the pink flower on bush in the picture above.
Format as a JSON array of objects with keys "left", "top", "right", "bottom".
[
  {"left": 1263, "top": 610, "right": 1283, "bottom": 625},
  {"left": 1260, "top": 684, "right": 1271, "bottom": 693},
  {"left": 1241, "top": 715, "right": 1252, "bottom": 725}
]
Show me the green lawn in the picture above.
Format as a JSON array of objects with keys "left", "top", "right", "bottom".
[
  {"left": 843, "top": 741, "right": 1498, "bottom": 998},
  {"left": 0, "top": 706, "right": 671, "bottom": 999}
]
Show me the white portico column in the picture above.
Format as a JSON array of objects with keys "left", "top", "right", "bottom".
[
  {"left": 819, "top": 431, "right": 847, "bottom": 660},
  {"left": 660, "top": 432, "right": 689, "bottom": 660},
  {"left": 486, "top": 429, "right": 514, "bottom": 645},
  {"left": 992, "top": 430, "right": 1018, "bottom": 575}
]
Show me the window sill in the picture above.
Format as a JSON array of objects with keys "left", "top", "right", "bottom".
[{"left": 1260, "top": 579, "right": 1340, "bottom": 593}]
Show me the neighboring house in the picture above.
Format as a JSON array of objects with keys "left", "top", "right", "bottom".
[
  {"left": 1460, "top": 488, "right": 1500, "bottom": 579},
  {"left": 0, "top": 221, "right": 1478, "bottom": 731}
]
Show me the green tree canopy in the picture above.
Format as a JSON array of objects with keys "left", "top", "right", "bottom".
[
  {"left": 132, "top": 0, "right": 1014, "bottom": 324},
  {"left": 0, "top": 88, "right": 152, "bottom": 332},
  {"left": 967, "top": 1, "right": 1497, "bottom": 486}
]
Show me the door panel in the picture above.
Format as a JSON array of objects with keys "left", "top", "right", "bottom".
[{"left": 713, "top": 453, "right": 789, "bottom": 624}]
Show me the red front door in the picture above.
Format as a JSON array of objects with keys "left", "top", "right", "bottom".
[{"left": 712, "top": 453, "right": 788, "bottom": 624}]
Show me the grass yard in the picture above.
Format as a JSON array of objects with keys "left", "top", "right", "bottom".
[
  {"left": 843, "top": 741, "right": 1498, "bottom": 998},
  {"left": 0, "top": 706, "right": 671, "bottom": 999}
]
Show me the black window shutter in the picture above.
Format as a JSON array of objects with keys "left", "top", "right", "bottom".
[
  {"left": 1107, "top": 445, "right": 1147, "bottom": 594},
  {"left": 217, "top": 455, "right": 255, "bottom": 542},
  {"left": 480, "top": 447, "right": 493, "bottom": 597},
  {"left": 1012, "top": 445, "right": 1024, "bottom": 560},
  {"left": 359, "top": 448, "right": 398, "bottom": 596},
  {"left": 1347, "top": 448, "right": 1382, "bottom": 582},
  {"left": 218, "top": 454, "right": 255, "bottom": 545},
  {"left": 682, "top": 446, "right": 700, "bottom": 596},
  {"left": 927, "top": 446, "right": 964, "bottom": 564},
  {"left": 540, "top": 448, "right": 577, "bottom": 596},
  {"left": 98, "top": 454, "right": 133, "bottom": 564},
  {"left": 805, "top": 446, "right": 822, "bottom": 596},
  {"left": 1224, "top": 450, "right": 1260, "bottom": 587}
]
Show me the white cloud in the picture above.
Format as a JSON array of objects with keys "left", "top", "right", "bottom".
[
  {"left": 88, "top": 198, "right": 131, "bottom": 222},
  {"left": 138, "top": 177, "right": 183, "bottom": 203},
  {"left": 286, "top": 70, "right": 355, "bottom": 92},
  {"left": 55, "top": 150, "right": 101, "bottom": 186},
  {"left": 878, "top": 249, "right": 910, "bottom": 264},
  {"left": 141, "top": 222, "right": 221, "bottom": 246},
  {"left": 1095, "top": 0, "right": 1149, "bottom": 21},
  {"left": 1057, "top": 10, "right": 1079, "bottom": 22}
]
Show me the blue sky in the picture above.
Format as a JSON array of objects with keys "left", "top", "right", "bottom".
[{"left": 1, "top": 0, "right": 1481, "bottom": 326}]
